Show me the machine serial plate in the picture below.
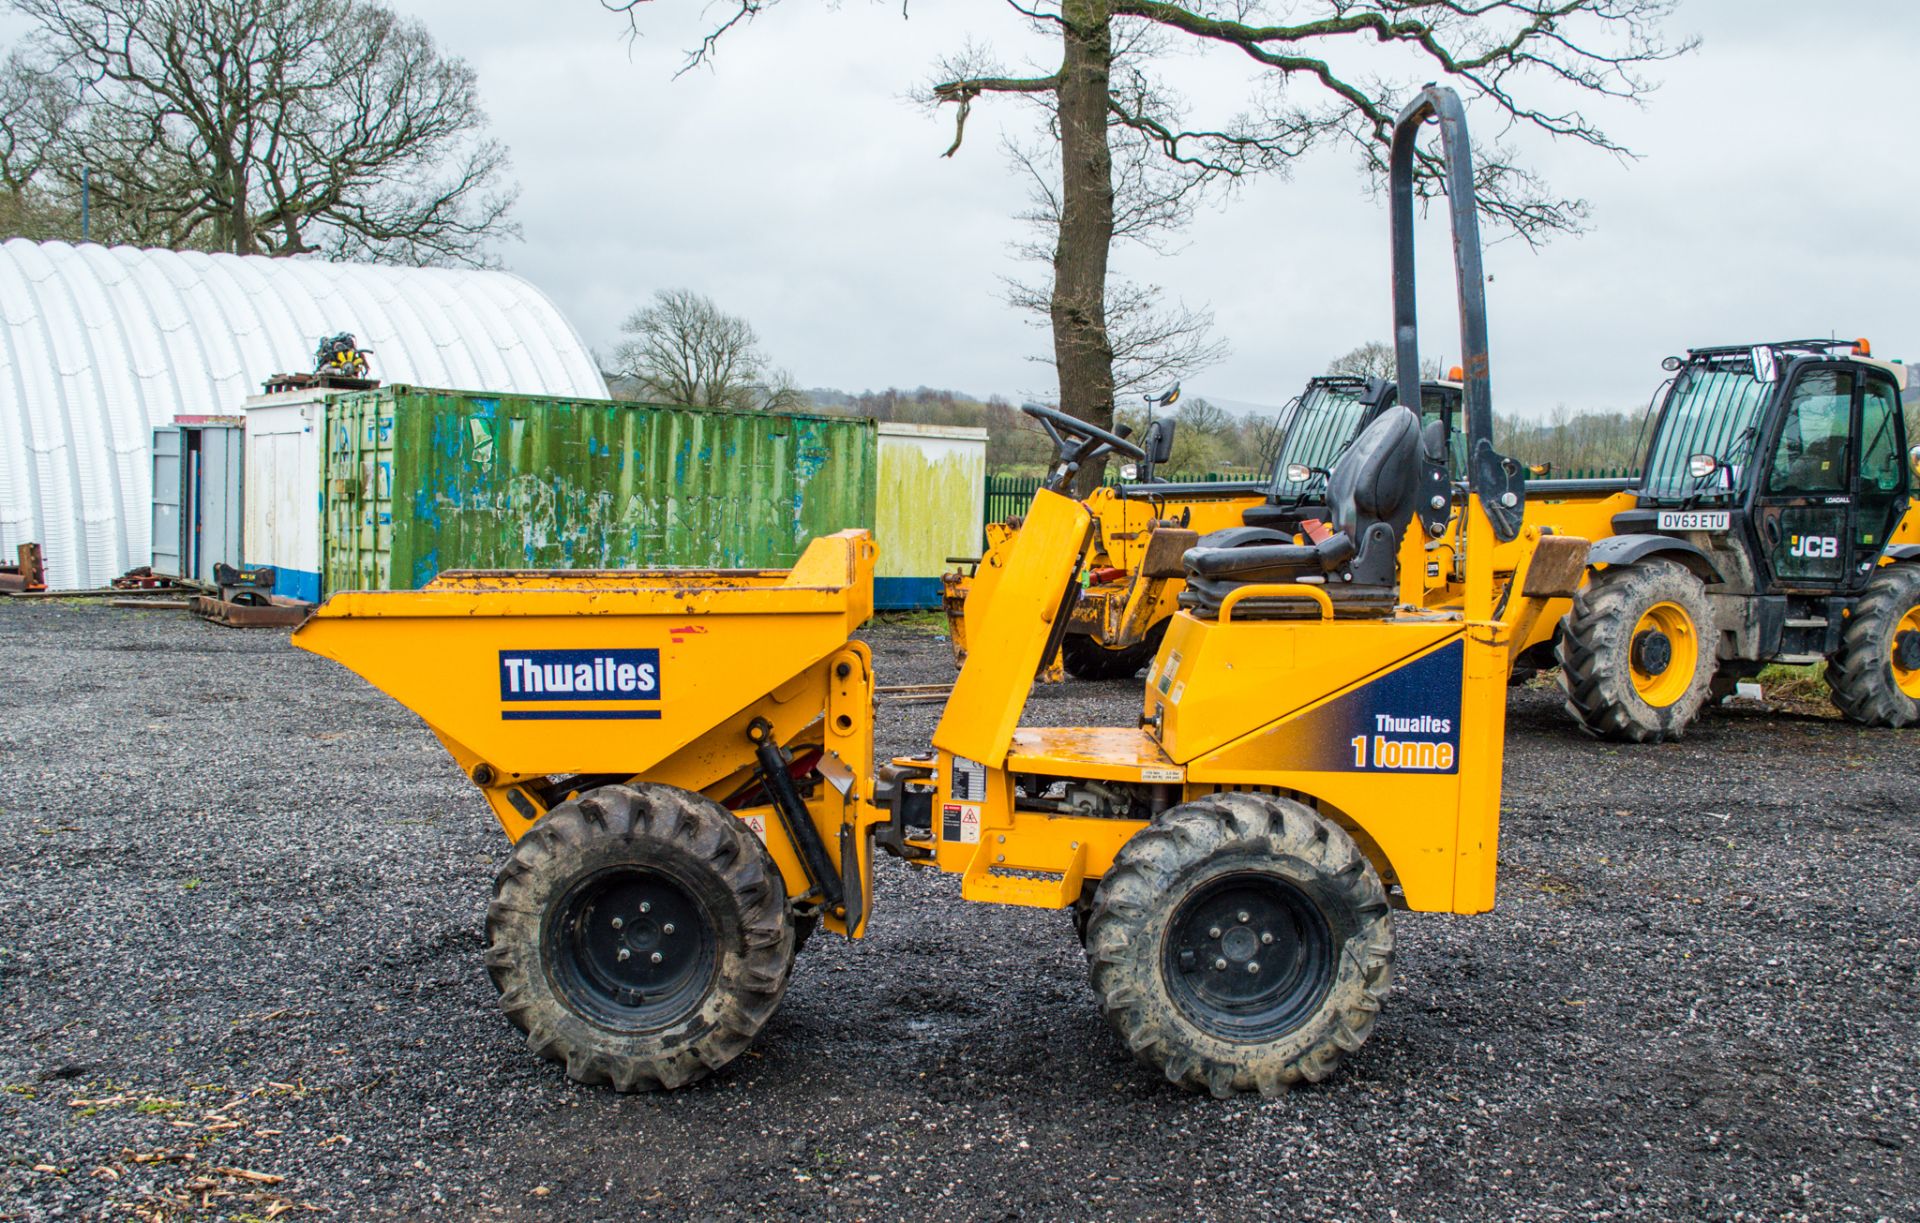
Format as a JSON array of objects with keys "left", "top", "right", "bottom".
[{"left": 1657, "top": 510, "right": 1729, "bottom": 531}]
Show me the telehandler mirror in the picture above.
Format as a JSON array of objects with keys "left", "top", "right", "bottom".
[
  {"left": 1144, "top": 418, "right": 1176, "bottom": 465},
  {"left": 1751, "top": 346, "right": 1778, "bottom": 383},
  {"left": 1688, "top": 453, "right": 1719, "bottom": 479},
  {"left": 1909, "top": 444, "right": 1920, "bottom": 481}
]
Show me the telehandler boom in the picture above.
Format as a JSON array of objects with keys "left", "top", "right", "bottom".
[{"left": 292, "top": 87, "right": 1583, "bottom": 1096}]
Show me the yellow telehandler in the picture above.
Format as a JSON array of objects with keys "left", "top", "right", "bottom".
[{"left": 291, "top": 87, "right": 1585, "bottom": 1097}]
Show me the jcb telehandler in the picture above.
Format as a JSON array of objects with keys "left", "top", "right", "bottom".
[
  {"left": 1535, "top": 339, "right": 1920, "bottom": 740},
  {"left": 945, "top": 374, "right": 1466, "bottom": 679},
  {"left": 291, "top": 87, "right": 1584, "bottom": 1096}
]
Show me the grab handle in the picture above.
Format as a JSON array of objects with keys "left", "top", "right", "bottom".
[{"left": 1218, "top": 583, "right": 1335, "bottom": 623}]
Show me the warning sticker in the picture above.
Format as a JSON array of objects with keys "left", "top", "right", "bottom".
[
  {"left": 740, "top": 813, "right": 767, "bottom": 841},
  {"left": 1140, "top": 767, "right": 1181, "bottom": 783},
  {"left": 1170, "top": 680, "right": 1186, "bottom": 704},
  {"left": 941, "top": 802, "right": 981, "bottom": 844}
]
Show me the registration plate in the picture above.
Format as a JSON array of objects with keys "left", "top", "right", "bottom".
[{"left": 1658, "top": 510, "right": 1729, "bottom": 531}]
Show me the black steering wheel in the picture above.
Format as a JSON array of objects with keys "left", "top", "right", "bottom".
[{"left": 1022, "top": 403, "right": 1146, "bottom": 492}]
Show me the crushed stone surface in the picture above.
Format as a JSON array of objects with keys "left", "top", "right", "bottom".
[{"left": 1, "top": 603, "right": 1915, "bottom": 1220}]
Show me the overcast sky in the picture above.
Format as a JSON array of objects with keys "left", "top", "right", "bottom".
[{"left": 383, "top": 0, "right": 1920, "bottom": 420}]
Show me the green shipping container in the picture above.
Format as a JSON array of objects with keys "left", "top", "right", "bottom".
[{"left": 322, "top": 386, "right": 877, "bottom": 594}]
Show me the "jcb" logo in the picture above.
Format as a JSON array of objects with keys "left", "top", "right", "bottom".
[{"left": 1789, "top": 535, "right": 1839, "bottom": 559}]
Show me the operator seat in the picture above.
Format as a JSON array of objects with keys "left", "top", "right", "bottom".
[{"left": 1179, "top": 405, "right": 1422, "bottom": 619}]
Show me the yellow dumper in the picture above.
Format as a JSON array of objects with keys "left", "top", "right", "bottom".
[{"left": 293, "top": 87, "right": 1585, "bottom": 1096}]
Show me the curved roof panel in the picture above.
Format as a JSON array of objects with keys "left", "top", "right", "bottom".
[{"left": 0, "top": 239, "right": 607, "bottom": 588}]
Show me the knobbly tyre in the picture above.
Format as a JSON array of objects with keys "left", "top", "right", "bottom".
[{"left": 292, "top": 87, "right": 1588, "bottom": 1097}]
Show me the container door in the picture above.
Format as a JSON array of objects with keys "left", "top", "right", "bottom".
[
  {"left": 150, "top": 427, "right": 186, "bottom": 578},
  {"left": 323, "top": 393, "right": 394, "bottom": 594},
  {"left": 192, "top": 426, "right": 244, "bottom": 584}
]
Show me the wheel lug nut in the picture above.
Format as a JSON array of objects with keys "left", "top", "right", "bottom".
[
  {"left": 663, "top": 923, "right": 675, "bottom": 935},
  {"left": 640, "top": 902, "right": 651, "bottom": 913},
  {"left": 1247, "top": 961, "right": 1260, "bottom": 974},
  {"left": 611, "top": 917, "right": 624, "bottom": 929},
  {"left": 650, "top": 952, "right": 664, "bottom": 964},
  {"left": 1208, "top": 926, "right": 1222, "bottom": 939},
  {"left": 617, "top": 949, "right": 630, "bottom": 962},
  {"left": 1213, "top": 957, "right": 1228, "bottom": 972},
  {"left": 1237, "top": 911, "right": 1250, "bottom": 924},
  {"left": 1260, "top": 932, "right": 1274, "bottom": 945}
]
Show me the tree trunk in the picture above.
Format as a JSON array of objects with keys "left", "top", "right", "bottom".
[{"left": 1052, "top": 0, "right": 1116, "bottom": 494}]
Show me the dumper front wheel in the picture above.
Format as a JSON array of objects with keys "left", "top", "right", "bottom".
[
  {"left": 1085, "top": 793, "right": 1393, "bottom": 1097},
  {"left": 484, "top": 783, "right": 792, "bottom": 1091},
  {"left": 1061, "top": 622, "right": 1166, "bottom": 681}
]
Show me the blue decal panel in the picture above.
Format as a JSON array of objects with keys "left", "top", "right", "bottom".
[
  {"left": 498, "top": 649, "right": 661, "bottom": 715},
  {"left": 1259, "top": 639, "right": 1463, "bottom": 774}
]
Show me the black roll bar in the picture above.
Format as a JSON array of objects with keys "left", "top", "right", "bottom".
[{"left": 1390, "top": 85, "right": 1525, "bottom": 542}]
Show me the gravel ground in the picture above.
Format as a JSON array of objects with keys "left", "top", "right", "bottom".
[{"left": 2, "top": 601, "right": 1917, "bottom": 1221}]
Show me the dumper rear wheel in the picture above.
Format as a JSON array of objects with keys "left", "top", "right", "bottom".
[
  {"left": 484, "top": 783, "right": 792, "bottom": 1091},
  {"left": 1085, "top": 792, "right": 1393, "bottom": 1097}
]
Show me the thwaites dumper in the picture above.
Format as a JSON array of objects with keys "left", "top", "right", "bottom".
[
  {"left": 294, "top": 88, "right": 1586, "bottom": 1096},
  {"left": 942, "top": 375, "right": 1466, "bottom": 680}
]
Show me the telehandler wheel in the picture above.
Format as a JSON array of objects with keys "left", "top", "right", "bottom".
[
  {"left": 1827, "top": 564, "right": 1920, "bottom": 728},
  {"left": 1085, "top": 792, "right": 1393, "bottom": 1097},
  {"left": 484, "top": 783, "right": 793, "bottom": 1091},
  {"left": 1061, "top": 621, "right": 1167, "bottom": 681},
  {"left": 1555, "top": 558, "right": 1716, "bottom": 743}
]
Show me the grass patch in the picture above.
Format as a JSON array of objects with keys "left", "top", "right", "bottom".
[
  {"left": 873, "top": 610, "right": 949, "bottom": 636},
  {"left": 1758, "top": 662, "right": 1829, "bottom": 702}
]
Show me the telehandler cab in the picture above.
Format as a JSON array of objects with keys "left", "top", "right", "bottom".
[
  {"left": 1541, "top": 339, "right": 1920, "bottom": 740},
  {"left": 292, "top": 87, "right": 1584, "bottom": 1097},
  {"left": 944, "top": 374, "right": 1466, "bottom": 680}
]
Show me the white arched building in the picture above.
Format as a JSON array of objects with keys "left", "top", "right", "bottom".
[{"left": 0, "top": 239, "right": 608, "bottom": 588}]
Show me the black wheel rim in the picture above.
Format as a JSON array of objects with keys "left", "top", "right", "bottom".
[
  {"left": 1162, "top": 871, "right": 1334, "bottom": 1042},
  {"left": 1893, "top": 628, "right": 1920, "bottom": 673},
  {"left": 545, "top": 866, "right": 718, "bottom": 1032},
  {"left": 1631, "top": 628, "right": 1673, "bottom": 677}
]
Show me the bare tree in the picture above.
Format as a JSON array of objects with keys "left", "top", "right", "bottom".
[
  {"left": 603, "top": 0, "right": 1690, "bottom": 486},
  {"left": 995, "top": 71, "right": 1230, "bottom": 408},
  {"left": 1327, "top": 340, "right": 1444, "bottom": 382},
  {"left": 10, "top": 0, "right": 518, "bottom": 264},
  {"left": 1244, "top": 405, "right": 1291, "bottom": 471},
  {"left": 614, "top": 289, "right": 794, "bottom": 412},
  {"left": 0, "top": 52, "right": 78, "bottom": 240}
]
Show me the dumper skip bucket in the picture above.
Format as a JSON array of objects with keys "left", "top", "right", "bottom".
[{"left": 292, "top": 531, "right": 876, "bottom": 780}]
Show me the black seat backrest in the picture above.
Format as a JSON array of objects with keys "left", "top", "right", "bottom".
[{"left": 1326, "top": 404, "right": 1421, "bottom": 545}]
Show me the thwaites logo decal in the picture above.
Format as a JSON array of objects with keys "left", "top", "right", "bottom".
[
  {"left": 498, "top": 649, "right": 661, "bottom": 721},
  {"left": 1258, "top": 639, "right": 1464, "bottom": 774}
]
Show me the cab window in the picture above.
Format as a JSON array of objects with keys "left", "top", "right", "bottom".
[
  {"left": 1767, "top": 370, "right": 1854, "bottom": 494},
  {"left": 1858, "top": 376, "right": 1903, "bottom": 493}
]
